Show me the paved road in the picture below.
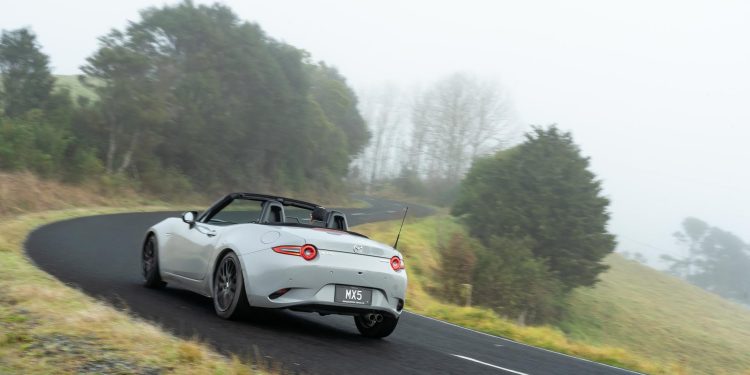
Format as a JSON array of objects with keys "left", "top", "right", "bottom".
[{"left": 25, "top": 197, "right": 639, "bottom": 375}]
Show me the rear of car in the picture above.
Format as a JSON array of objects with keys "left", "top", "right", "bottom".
[{"left": 242, "top": 226, "right": 407, "bottom": 319}]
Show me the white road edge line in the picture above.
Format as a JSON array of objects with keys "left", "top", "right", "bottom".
[
  {"left": 406, "top": 311, "right": 644, "bottom": 375},
  {"left": 451, "top": 354, "right": 528, "bottom": 375}
]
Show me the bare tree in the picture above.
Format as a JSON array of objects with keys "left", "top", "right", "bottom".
[
  {"left": 411, "top": 73, "right": 516, "bottom": 181},
  {"left": 353, "top": 84, "right": 407, "bottom": 186},
  {"left": 352, "top": 74, "right": 516, "bottom": 189}
]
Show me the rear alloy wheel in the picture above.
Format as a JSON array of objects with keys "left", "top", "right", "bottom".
[
  {"left": 213, "top": 252, "right": 251, "bottom": 319},
  {"left": 354, "top": 313, "right": 399, "bottom": 338},
  {"left": 142, "top": 235, "right": 166, "bottom": 288}
]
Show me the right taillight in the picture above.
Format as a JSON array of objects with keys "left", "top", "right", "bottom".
[{"left": 390, "top": 256, "right": 404, "bottom": 271}]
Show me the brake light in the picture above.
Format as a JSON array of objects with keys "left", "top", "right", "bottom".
[
  {"left": 301, "top": 244, "right": 318, "bottom": 260},
  {"left": 390, "top": 256, "right": 404, "bottom": 271},
  {"left": 273, "top": 244, "right": 318, "bottom": 261}
]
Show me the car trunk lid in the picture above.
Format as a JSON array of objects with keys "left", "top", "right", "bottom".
[{"left": 281, "top": 226, "right": 397, "bottom": 258}]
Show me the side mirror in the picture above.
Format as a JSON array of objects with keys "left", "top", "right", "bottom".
[{"left": 182, "top": 211, "right": 197, "bottom": 226}]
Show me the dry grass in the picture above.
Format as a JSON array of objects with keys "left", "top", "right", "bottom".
[
  {"left": 0, "top": 207, "right": 274, "bottom": 374},
  {"left": 355, "top": 216, "right": 684, "bottom": 375},
  {"left": 0, "top": 172, "right": 153, "bottom": 216},
  {"left": 0, "top": 172, "right": 273, "bottom": 375}
]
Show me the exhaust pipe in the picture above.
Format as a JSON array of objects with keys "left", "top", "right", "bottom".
[{"left": 365, "top": 313, "right": 383, "bottom": 324}]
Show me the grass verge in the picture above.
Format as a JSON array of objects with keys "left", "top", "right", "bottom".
[
  {"left": 561, "top": 254, "right": 750, "bottom": 375},
  {"left": 353, "top": 215, "right": 750, "bottom": 375},
  {"left": 0, "top": 207, "right": 267, "bottom": 374}
]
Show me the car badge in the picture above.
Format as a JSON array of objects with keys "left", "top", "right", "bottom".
[{"left": 353, "top": 244, "right": 364, "bottom": 253}]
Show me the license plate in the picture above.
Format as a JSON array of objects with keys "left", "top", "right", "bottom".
[{"left": 334, "top": 285, "right": 372, "bottom": 305}]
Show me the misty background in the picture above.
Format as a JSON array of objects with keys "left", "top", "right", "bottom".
[{"left": 3, "top": 0, "right": 749, "bottom": 266}]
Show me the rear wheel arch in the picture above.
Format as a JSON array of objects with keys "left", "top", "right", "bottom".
[
  {"left": 211, "top": 248, "right": 245, "bottom": 295},
  {"left": 212, "top": 250, "right": 251, "bottom": 319}
]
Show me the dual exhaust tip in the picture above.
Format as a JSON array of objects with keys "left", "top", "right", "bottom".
[{"left": 365, "top": 312, "right": 384, "bottom": 324}]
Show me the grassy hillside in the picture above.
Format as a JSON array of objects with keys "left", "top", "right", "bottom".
[
  {"left": 355, "top": 216, "right": 668, "bottom": 374},
  {"left": 560, "top": 255, "right": 750, "bottom": 375},
  {"left": 54, "top": 75, "right": 98, "bottom": 102},
  {"left": 355, "top": 215, "right": 750, "bottom": 375}
]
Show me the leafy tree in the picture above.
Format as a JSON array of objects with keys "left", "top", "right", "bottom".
[
  {"left": 81, "top": 29, "right": 170, "bottom": 175},
  {"left": 453, "top": 126, "right": 616, "bottom": 290},
  {"left": 665, "top": 218, "right": 750, "bottom": 304},
  {"left": 78, "top": 1, "right": 366, "bottom": 198},
  {"left": 0, "top": 28, "right": 99, "bottom": 183},
  {"left": 0, "top": 28, "right": 55, "bottom": 117},
  {"left": 309, "top": 63, "right": 369, "bottom": 156}
]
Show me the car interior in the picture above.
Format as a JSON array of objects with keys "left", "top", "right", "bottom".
[{"left": 204, "top": 196, "right": 349, "bottom": 231}]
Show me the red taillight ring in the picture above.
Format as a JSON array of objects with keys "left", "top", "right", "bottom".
[
  {"left": 273, "top": 244, "right": 318, "bottom": 261},
  {"left": 301, "top": 244, "right": 318, "bottom": 261},
  {"left": 390, "top": 256, "right": 403, "bottom": 271}
]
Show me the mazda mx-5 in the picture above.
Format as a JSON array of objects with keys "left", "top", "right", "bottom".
[{"left": 141, "top": 193, "right": 406, "bottom": 338}]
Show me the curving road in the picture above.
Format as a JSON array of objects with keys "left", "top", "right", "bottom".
[{"left": 26, "top": 197, "right": 639, "bottom": 375}]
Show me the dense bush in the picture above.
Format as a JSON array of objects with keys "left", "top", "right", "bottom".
[
  {"left": 453, "top": 126, "right": 615, "bottom": 322},
  {"left": 436, "top": 233, "right": 478, "bottom": 305}
]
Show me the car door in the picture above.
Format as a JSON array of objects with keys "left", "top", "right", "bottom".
[{"left": 167, "top": 222, "right": 220, "bottom": 280}]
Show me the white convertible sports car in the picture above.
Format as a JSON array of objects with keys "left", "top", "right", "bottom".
[{"left": 141, "top": 193, "right": 407, "bottom": 338}]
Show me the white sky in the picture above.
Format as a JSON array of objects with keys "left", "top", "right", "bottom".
[{"left": 3, "top": 0, "right": 749, "bottom": 264}]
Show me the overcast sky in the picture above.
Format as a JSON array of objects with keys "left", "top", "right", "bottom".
[{"left": 3, "top": 0, "right": 749, "bottom": 264}]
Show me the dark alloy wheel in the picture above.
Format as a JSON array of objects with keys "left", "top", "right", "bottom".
[
  {"left": 142, "top": 235, "right": 166, "bottom": 288},
  {"left": 354, "top": 313, "right": 399, "bottom": 338},
  {"left": 213, "top": 252, "right": 251, "bottom": 319}
]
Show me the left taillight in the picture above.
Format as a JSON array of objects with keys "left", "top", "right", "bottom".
[
  {"left": 273, "top": 244, "right": 318, "bottom": 261},
  {"left": 301, "top": 244, "right": 317, "bottom": 260}
]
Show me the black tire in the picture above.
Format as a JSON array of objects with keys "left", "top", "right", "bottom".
[
  {"left": 213, "top": 252, "right": 251, "bottom": 320},
  {"left": 142, "top": 235, "right": 166, "bottom": 288},
  {"left": 354, "top": 313, "right": 399, "bottom": 338}
]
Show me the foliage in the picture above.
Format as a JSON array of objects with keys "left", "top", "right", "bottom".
[
  {"left": 473, "top": 236, "right": 563, "bottom": 323},
  {"left": 74, "top": 1, "right": 367, "bottom": 199},
  {"left": 0, "top": 111, "right": 103, "bottom": 182},
  {"left": 436, "top": 232, "right": 477, "bottom": 305},
  {"left": 0, "top": 3, "right": 368, "bottom": 200},
  {"left": 0, "top": 28, "right": 55, "bottom": 117},
  {"left": 663, "top": 217, "right": 750, "bottom": 304},
  {"left": 308, "top": 63, "right": 369, "bottom": 156},
  {"left": 453, "top": 125, "right": 615, "bottom": 291},
  {"left": 387, "top": 168, "right": 461, "bottom": 206}
]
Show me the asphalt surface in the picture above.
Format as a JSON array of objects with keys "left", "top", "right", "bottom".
[{"left": 26, "top": 196, "right": 639, "bottom": 375}]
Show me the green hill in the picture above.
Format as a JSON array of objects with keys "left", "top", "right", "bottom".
[
  {"left": 356, "top": 215, "right": 750, "bottom": 375},
  {"left": 54, "top": 75, "right": 98, "bottom": 102},
  {"left": 560, "top": 254, "right": 750, "bottom": 375}
]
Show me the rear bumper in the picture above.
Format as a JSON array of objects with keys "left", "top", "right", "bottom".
[{"left": 241, "top": 248, "right": 407, "bottom": 317}]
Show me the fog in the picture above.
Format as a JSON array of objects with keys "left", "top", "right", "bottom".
[{"left": 4, "top": 0, "right": 749, "bottom": 265}]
